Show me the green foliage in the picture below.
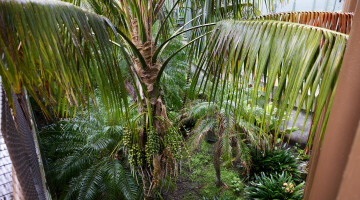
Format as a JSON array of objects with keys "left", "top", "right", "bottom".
[
  {"left": 202, "top": 197, "right": 239, "bottom": 200},
  {"left": 250, "top": 146, "right": 302, "bottom": 183},
  {"left": 230, "top": 177, "right": 244, "bottom": 194},
  {"left": 183, "top": 85, "right": 295, "bottom": 175},
  {"left": 39, "top": 111, "right": 142, "bottom": 200},
  {"left": 186, "top": 143, "right": 244, "bottom": 199},
  {"left": 161, "top": 37, "right": 188, "bottom": 112},
  {"left": 0, "top": 0, "right": 129, "bottom": 118},
  {"left": 190, "top": 19, "right": 348, "bottom": 150},
  {"left": 294, "top": 143, "right": 311, "bottom": 161},
  {"left": 183, "top": 99, "right": 256, "bottom": 172},
  {"left": 182, "top": 0, "right": 282, "bottom": 58},
  {"left": 246, "top": 172, "right": 305, "bottom": 200}
]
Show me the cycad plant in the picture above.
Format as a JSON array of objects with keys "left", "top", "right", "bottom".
[
  {"left": 183, "top": 100, "right": 255, "bottom": 187},
  {"left": 40, "top": 109, "right": 142, "bottom": 200},
  {"left": 182, "top": 85, "right": 297, "bottom": 186}
]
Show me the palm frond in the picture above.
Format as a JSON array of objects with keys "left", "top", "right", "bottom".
[
  {"left": 191, "top": 20, "right": 348, "bottom": 149},
  {"left": 0, "top": 0, "right": 129, "bottom": 119},
  {"left": 182, "top": 0, "right": 289, "bottom": 59},
  {"left": 186, "top": 101, "right": 218, "bottom": 122}
]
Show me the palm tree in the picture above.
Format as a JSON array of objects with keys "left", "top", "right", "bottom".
[
  {"left": 0, "top": 0, "right": 278, "bottom": 198},
  {"left": 0, "top": 0, "right": 351, "bottom": 198}
]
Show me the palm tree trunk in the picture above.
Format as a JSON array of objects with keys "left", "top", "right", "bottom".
[
  {"left": 129, "top": 19, "right": 171, "bottom": 199},
  {"left": 130, "top": 18, "right": 170, "bottom": 133},
  {"left": 140, "top": 166, "right": 154, "bottom": 200},
  {"left": 214, "top": 138, "right": 223, "bottom": 187},
  {"left": 214, "top": 116, "right": 225, "bottom": 187},
  {"left": 182, "top": 44, "right": 194, "bottom": 109}
]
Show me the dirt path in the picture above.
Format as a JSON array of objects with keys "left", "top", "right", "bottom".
[{"left": 162, "top": 169, "right": 203, "bottom": 200}]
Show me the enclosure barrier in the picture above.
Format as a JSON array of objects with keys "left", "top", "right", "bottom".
[{"left": 257, "top": 11, "right": 353, "bottom": 34}]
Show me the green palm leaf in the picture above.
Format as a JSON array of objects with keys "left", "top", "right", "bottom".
[
  {"left": 0, "top": 0, "right": 129, "bottom": 119},
  {"left": 191, "top": 20, "right": 348, "bottom": 149}
]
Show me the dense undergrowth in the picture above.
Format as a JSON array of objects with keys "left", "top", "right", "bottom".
[
  {"left": 39, "top": 107, "right": 143, "bottom": 199},
  {"left": 161, "top": 142, "right": 306, "bottom": 200},
  {"left": 37, "top": 37, "right": 308, "bottom": 200}
]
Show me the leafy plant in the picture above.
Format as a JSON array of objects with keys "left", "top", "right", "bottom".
[
  {"left": 246, "top": 172, "right": 304, "bottom": 200},
  {"left": 189, "top": 19, "right": 348, "bottom": 151},
  {"left": 160, "top": 37, "right": 188, "bottom": 112},
  {"left": 0, "top": 0, "right": 351, "bottom": 198},
  {"left": 230, "top": 177, "right": 244, "bottom": 194},
  {"left": 186, "top": 143, "right": 242, "bottom": 199},
  {"left": 183, "top": 100, "right": 258, "bottom": 186},
  {"left": 294, "top": 143, "right": 311, "bottom": 161},
  {"left": 249, "top": 146, "right": 302, "bottom": 183},
  {"left": 40, "top": 111, "right": 142, "bottom": 200},
  {"left": 182, "top": 81, "right": 303, "bottom": 187}
]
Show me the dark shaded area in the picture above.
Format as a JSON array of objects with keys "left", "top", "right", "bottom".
[{"left": 1, "top": 90, "right": 46, "bottom": 200}]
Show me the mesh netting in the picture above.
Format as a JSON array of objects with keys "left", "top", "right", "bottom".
[{"left": 1, "top": 89, "right": 46, "bottom": 200}]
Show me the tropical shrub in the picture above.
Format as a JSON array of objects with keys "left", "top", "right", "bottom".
[
  {"left": 246, "top": 172, "right": 304, "bottom": 200},
  {"left": 183, "top": 100, "right": 256, "bottom": 186},
  {"left": 249, "top": 146, "right": 302, "bottom": 183},
  {"left": 40, "top": 112, "right": 142, "bottom": 200}
]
